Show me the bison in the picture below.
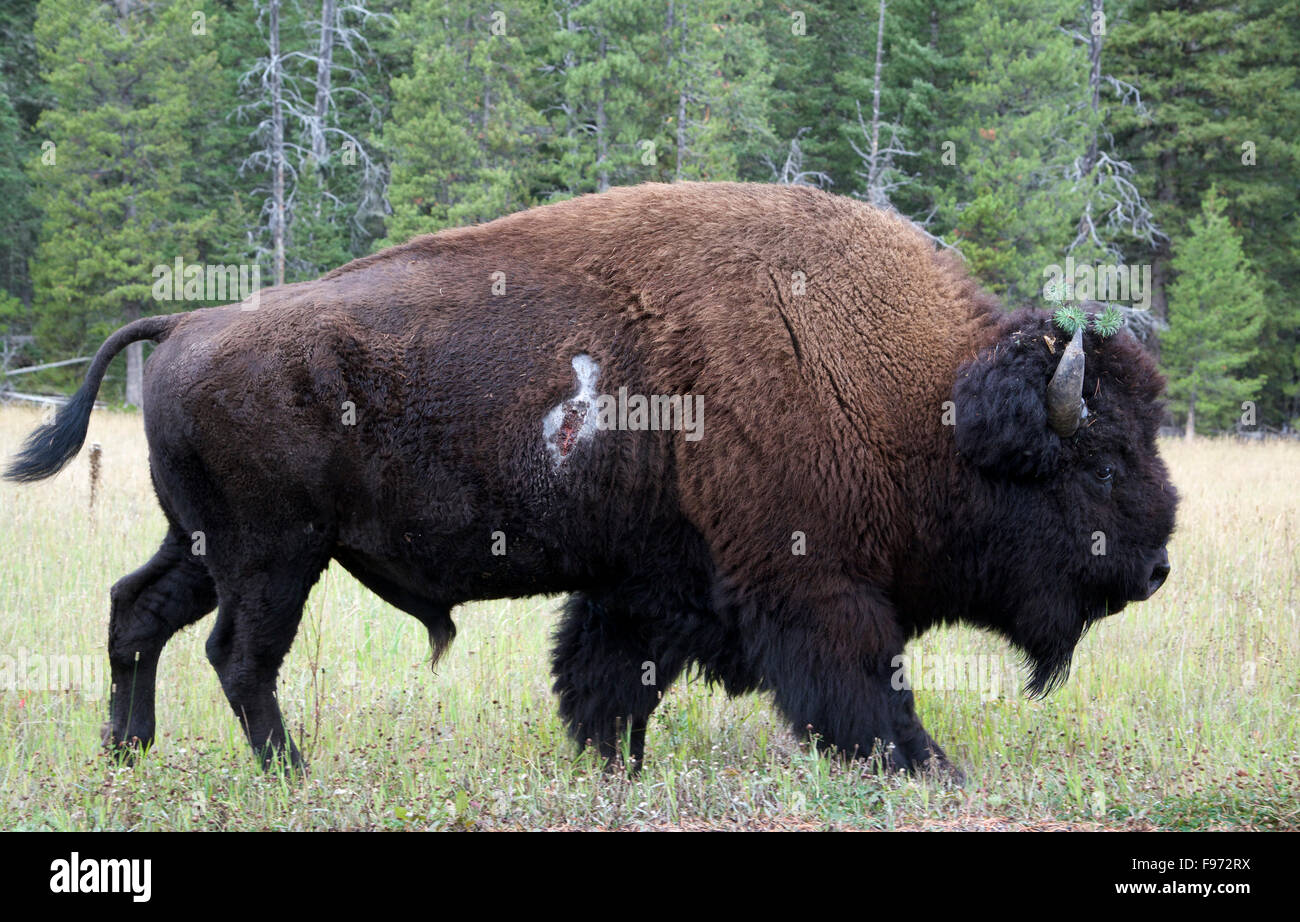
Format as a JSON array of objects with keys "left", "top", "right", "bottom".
[{"left": 6, "top": 182, "right": 1176, "bottom": 775}]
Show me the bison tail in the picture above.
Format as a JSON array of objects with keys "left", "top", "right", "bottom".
[{"left": 4, "top": 314, "right": 182, "bottom": 483}]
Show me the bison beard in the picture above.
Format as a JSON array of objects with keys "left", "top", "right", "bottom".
[{"left": 4, "top": 182, "right": 1176, "bottom": 776}]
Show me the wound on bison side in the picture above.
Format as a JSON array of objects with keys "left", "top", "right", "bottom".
[
  {"left": 543, "top": 354, "right": 600, "bottom": 466},
  {"left": 557, "top": 402, "right": 588, "bottom": 456}
]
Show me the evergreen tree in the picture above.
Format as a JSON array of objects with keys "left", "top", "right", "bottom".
[
  {"left": 2, "top": 0, "right": 1296, "bottom": 427},
  {"left": 1163, "top": 187, "right": 1266, "bottom": 437},
  {"left": 289, "top": 157, "right": 354, "bottom": 277},
  {"left": 187, "top": 3, "right": 270, "bottom": 284},
  {"left": 1220, "top": 0, "right": 1300, "bottom": 431},
  {"left": 882, "top": 0, "right": 968, "bottom": 222},
  {"left": 1110, "top": 0, "right": 1300, "bottom": 429},
  {"left": 938, "top": 0, "right": 1090, "bottom": 302},
  {"left": 28, "top": 0, "right": 222, "bottom": 403},
  {"left": 767, "top": 0, "right": 877, "bottom": 192},
  {"left": 0, "top": 0, "right": 46, "bottom": 308},
  {"left": 382, "top": 0, "right": 544, "bottom": 242},
  {"left": 663, "top": 0, "right": 773, "bottom": 182},
  {"left": 0, "top": 88, "right": 36, "bottom": 307},
  {"left": 540, "top": 0, "right": 663, "bottom": 196}
]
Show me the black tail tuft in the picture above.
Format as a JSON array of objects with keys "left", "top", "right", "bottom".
[
  {"left": 4, "top": 382, "right": 99, "bottom": 482},
  {"left": 4, "top": 313, "right": 180, "bottom": 483}
]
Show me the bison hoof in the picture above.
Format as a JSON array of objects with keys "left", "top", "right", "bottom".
[
  {"left": 257, "top": 747, "right": 308, "bottom": 777},
  {"left": 919, "top": 757, "right": 966, "bottom": 787},
  {"left": 101, "top": 725, "right": 151, "bottom": 765}
]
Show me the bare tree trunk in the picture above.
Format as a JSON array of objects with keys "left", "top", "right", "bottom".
[
  {"left": 308, "top": 0, "right": 337, "bottom": 227},
  {"left": 239, "top": 0, "right": 387, "bottom": 275},
  {"left": 1071, "top": 0, "right": 1105, "bottom": 254},
  {"left": 124, "top": 189, "right": 143, "bottom": 407},
  {"left": 1083, "top": 0, "right": 1103, "bottom": 175},
  {"left": 1184, "top": 390, "right": 1196, "bottom": 441},
  {"left": 850, "top": 2, "right": 917, "bottom": 209},
  {"left": 125, "top": 341, "right": 143, "bottom": 407},
  {"left": 312, "top": 0, "right": 336, "bottom": 166},
  {"left": 668, "top": 0, "right": 686, "bottom": 181},
  {"left": 865, "top": 0, "right": 887, "bottom": 205},
  {"left": 270, "top": 0, "right": 286, "bottom": 286},
  {"left": 681, "top": 8, "right": 691, "bottom": 180},
  {"left": 596, "top": 34, "right": 609, "bottom": 192},
  {"left": 1088, "top": 2, "right": 1103, "bottom": 106},
  {"left": 1150, "top": 148, "right": 1176, "bottom": 326}
]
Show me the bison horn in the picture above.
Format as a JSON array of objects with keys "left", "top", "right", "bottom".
[{"left": 1046, "top": 326, "right": 1087, "bottom": 437}]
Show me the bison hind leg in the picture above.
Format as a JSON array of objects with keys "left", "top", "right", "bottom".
[
  {"left": 105, "top": 528, "right": 218, "bottom": 760},
  {"left": 204, "top": 540, "right": 331, "bottom": 774}
]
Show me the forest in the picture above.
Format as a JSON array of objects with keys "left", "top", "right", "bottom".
[{"left": 0, "top": 0, "right": 1296, "bottom": 433}]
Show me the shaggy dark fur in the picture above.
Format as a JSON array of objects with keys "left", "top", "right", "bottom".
[{"left": 4, "top": 182, "right": 1176, "bottom": 774}]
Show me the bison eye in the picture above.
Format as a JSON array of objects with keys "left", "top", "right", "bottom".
[{"left": 1094, "top": 465, "right": 1114, "bottom": 483}]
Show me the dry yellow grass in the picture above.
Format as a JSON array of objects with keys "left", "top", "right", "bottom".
[{"left": 0, "top": 405, "right": 1296, "bottom": 830}]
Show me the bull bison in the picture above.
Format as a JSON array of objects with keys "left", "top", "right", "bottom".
[{"left": 5, "top": 182, "right": 1176, "bottom": 775}]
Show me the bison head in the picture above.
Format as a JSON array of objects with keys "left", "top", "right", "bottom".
[{"left": 946, "top": 310, "right": 1177, "bottom": 695}]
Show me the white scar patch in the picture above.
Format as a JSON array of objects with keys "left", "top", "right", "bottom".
[{"left": 543, "top": 354, "right": 601, "bottom": 466}]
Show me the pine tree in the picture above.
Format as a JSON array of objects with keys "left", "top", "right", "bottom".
[
  {"left": 186, "top": 5, "right": 270, "bottom": 286},
  {"left": 767, "top": 0, "right": 877, "bottom": 192},
  {"left": 0, "top": 0, "right": 46, "bottom": 308},
  {"left": 938, "top": 0, "right": 1090, "bottom": 302},
  {"left": 540, "top": 0, "right": 664, "bottom": 196},
  {"left": 1163, "top": 187, "right": 1266, "bottom": 438},
  {"left": 289, "top": 158, "right": 353, "bottom": 278},
  {"left": 880, "top": 0, "right": 967, "bottom": 223},
  {"left": 28, "top": 0, "right": 221, "bottom": 404},
  {"left": 663, "top": 0, "right": 773, "bottom": 182},
  {"left": 0, "top": 88, "right": 36, "bottom": 306},
  {"left": 382, "top": 0, "right": 544, "bottom": 242},
  {"left": 1109, "top": 0, "right": 1300, "bottom": 429},
  {"left": 1220, "top": 0, "right": 1300, "bottom": 431}
]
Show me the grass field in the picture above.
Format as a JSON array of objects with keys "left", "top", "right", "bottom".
[{"left": 0, "top": 405, "right": 1296, "bottom": 831}]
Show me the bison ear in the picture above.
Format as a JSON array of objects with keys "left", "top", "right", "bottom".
[{"left": 952, "top": 334, "right": 1062, "bottom": 478}]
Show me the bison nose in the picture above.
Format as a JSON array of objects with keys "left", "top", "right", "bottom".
[{"left": 1148, "top": 548, "right": 1170, "bottom": 596}]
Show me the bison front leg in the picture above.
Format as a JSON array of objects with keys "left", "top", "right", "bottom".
[
  {"left": 105, "top": 530, "right": 218, "bottom": 760},
  {"left": 887, "top": 682, "right": 961, "bottom": 780},
  {"left": 775, "top": 656, "right": 954, "bottom": 776},
  {"left": 551, "top": 593, "right": 686, "bottom": 773},
  {"left": 762, "top": 593, "right": 960, "bottom": 779}
]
